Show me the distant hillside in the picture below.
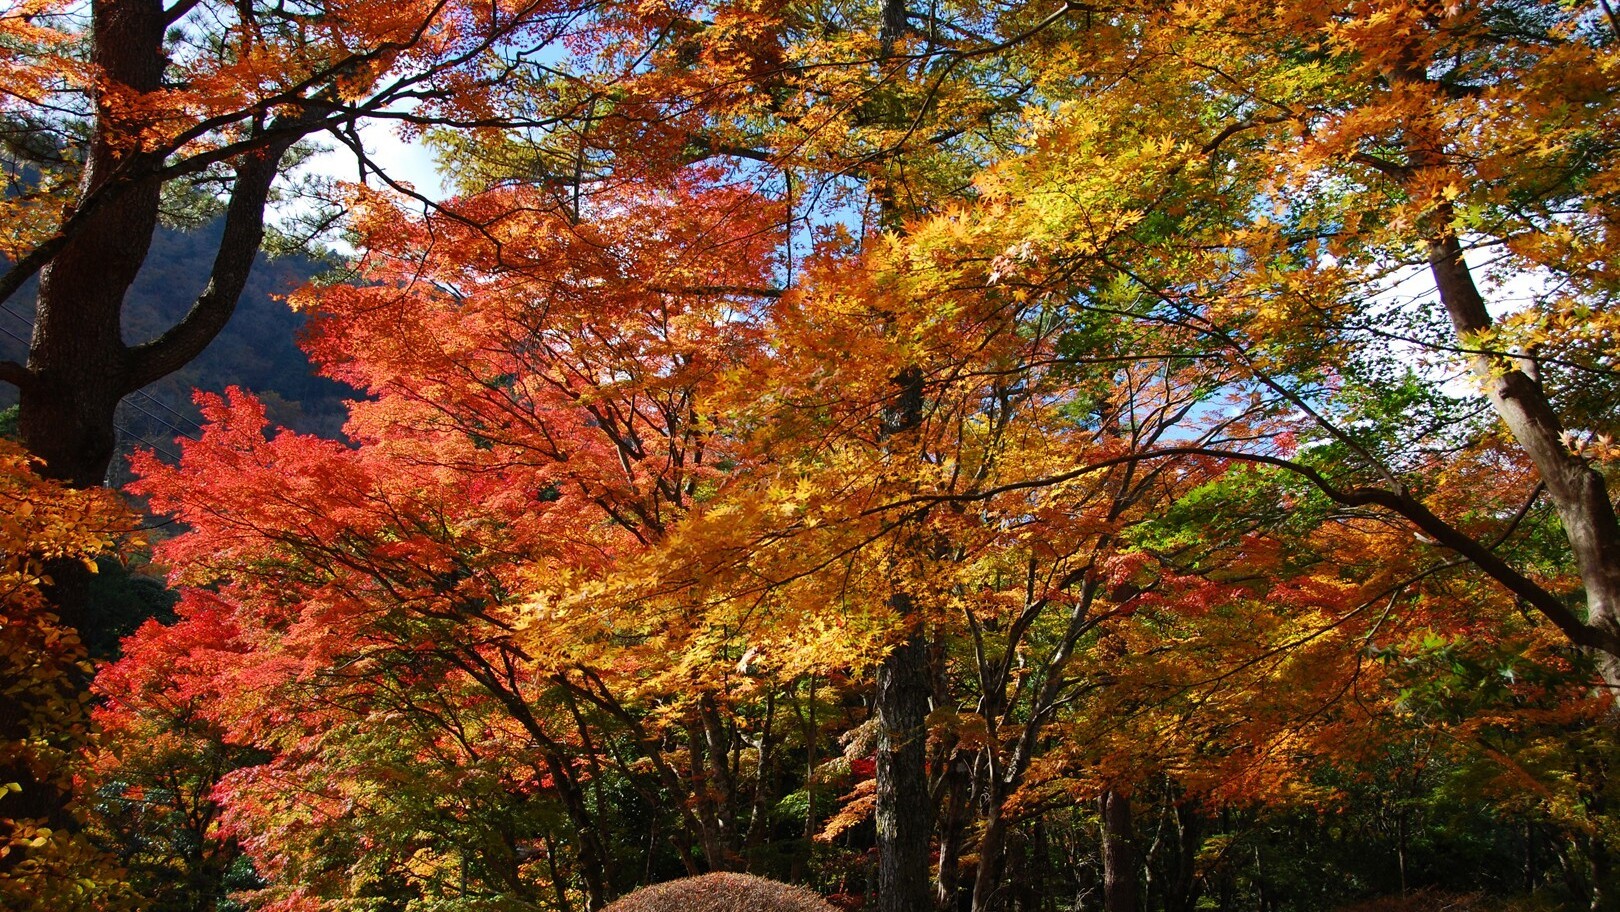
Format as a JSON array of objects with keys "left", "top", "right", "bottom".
[{"left": 0, "top": 221, "right": 355, "bottom": 484}]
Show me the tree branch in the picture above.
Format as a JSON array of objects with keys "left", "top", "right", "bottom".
[
  {"left": 870, "top": 445, "right": 1619, "bottom": 655},
  {"left": 1349, "top": 151, "right": 1412, "bottom": 180},
  {"left": 0, "top": 360, "right": 30, "bottom": 390},
  {"left": 126, "top": 128, "right": 303, "bottom": 390}
]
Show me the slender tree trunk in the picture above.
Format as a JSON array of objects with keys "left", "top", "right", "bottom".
[
  {"left": 971, "top": 800, "right": 1010, "bottom": 912},
  {"left": 1526, "top": 822, "right": 1538, "bottom": 894},
  {"left": 1425, "top": 229, "right": 1620, "bottom": 683},
  {"left": 543, "top": 832, "right": 575, "bottom": 912},
  {"left": 1376, "top": 60, "right": 1620, "bottom": 680},
  {"left": 1592, "top": 835, "right": 1617, "bottom": 912},
  {"left": 686, "top": 717, "right": 730, "bottom": 869},
  {"left": 1030, "top": 820, "right": 1051, "bottom": 912},
  {"left": 1101, "top": 791, "right": 1139, "bottom": 912},
  {"left": 700, "top": 694, "right": 743, "bottom": 866},
  {"left": 1397, "top": 806, "right": 1409, "bottom": 897},
  {"left": 1167, "top": 802, "right": 1203, "bottom": 912},
  {"left": 936, "top": 756, "right": 969, "bottom": 911},
  {"left": 742, "top": 690, "right": 777, "bottom": 863},
  {"left": 793, "top": 673, "right": 819, "bottom": 884},
  {"left": 542, "top": 750, "right": 610, "bottom": 910}
]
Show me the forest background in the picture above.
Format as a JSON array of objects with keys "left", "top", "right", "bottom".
[{"left": 3, "top": 1, "right": 1620, "bottom": 911}]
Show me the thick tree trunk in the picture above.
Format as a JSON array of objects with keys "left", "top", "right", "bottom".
[
  {"left": 1100, "top": 791, "right": 1139, "bottom": 912},
  {"left": 13, "top": 0, "right": 309, "bottom": 490},
  {"left": 876, "top": 623, "right": 932, "bottom": 912},
  {"left": 21, "top": 0, "right": 166, "bottom": 487},
  {"left": 0, "top": 0, "right": 169, "bottom": 859}
]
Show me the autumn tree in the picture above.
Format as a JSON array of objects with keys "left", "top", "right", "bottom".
[
  {"left": 92, "top": 1, "right": 1620, "bottom": 911},
  {"left": 1012, "top": 1, "right": 1620, "bottom": 674},
  {"left": 0, "top": 442, "right": 136, "bottom": 908},
  {"left": 0, "top": 0, "right": 609, "bottom": 486},
  {"left": 118, "top": 173, "right": 796, "bottom": 909}
]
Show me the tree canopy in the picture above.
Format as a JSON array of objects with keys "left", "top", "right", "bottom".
[{"left": 3, "top": 1, "right": 1620, "bottom": 911}]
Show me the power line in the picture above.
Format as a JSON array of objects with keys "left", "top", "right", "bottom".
[
  {"left": 0, "top": 321, "right": 30, "bottom": 350},
  {"left": 128, "top": 388, "right": 205, "bottom": 435},
  {"left": 0, "top": 307, "right": 184, "bottom": 463},
  {"left": 116, "top": 426, "right": 182, "bottom": 464},
  {"left": 120, "top": 396, "right": 201, "bottom": 442},
  {"left": 2, "top": 299, "right": 206, "bottom": 441},
  {"left": 0, "top": 302, "right": 31, "bottom": 334}
]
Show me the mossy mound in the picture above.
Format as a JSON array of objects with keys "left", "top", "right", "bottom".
[{"left": 602, "top": 873, "right": 836, "bottom": 912}]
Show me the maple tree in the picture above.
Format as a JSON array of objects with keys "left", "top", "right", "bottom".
[
  {"left": 111, "top": 173, "right": 808, "bottom": 909},
  {"left": 903, "top": 0, "right": 1620, "bottom": 678},
  {"left": 21, "top": 0, "right": 1620, "bottom": 910},
  {"left": 0, "top": 0, "right": 609, "bottom": 489}
]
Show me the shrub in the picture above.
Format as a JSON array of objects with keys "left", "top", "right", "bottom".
[{"left": 602, "top": 872, "right": 836, "bottom": 912}]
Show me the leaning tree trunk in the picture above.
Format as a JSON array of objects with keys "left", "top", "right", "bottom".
[
  {"left": 1371, "top": 62, "right": 1620, "bottom": 686},
  {"left": 1424, "top": 227, "right": 1620, "bottom": 688}
]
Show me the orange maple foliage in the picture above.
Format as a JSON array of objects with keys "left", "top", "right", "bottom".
[{"left": 0, "top": 442, "right": 137, "bottom": 910}]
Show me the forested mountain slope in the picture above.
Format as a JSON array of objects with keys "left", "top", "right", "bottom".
[{"left": 0, "top": 220, "right": 351, "bottom": 484}]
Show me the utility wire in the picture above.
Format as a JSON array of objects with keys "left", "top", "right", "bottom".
[
  {"left": 0, "top": 321, "right": 31, "bottom": 350},
  {"left": 0, "top": 308, "right": 185, "bottom": 463},
  {"left": 120, "top": 396, "right": 201, "bottom": 443},
  {"left": 128, "top": 388, "right": 205, "bottom": 435},
  {"left": 2, "top": 299, "right": 205, "bottom": 443}
]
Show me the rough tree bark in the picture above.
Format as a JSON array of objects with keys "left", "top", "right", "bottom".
[
  {"left": 875, "top": 363, "right": 934, "bottom": 912},
  {"left": 13, "top": 0, "right": 299, "bottom": 489},
  {"left": 1101, "top": 791, "right": 1139, "bottom": 912},
  {"left": 875, "top": 625, "right": 932, "bottom": 912}
]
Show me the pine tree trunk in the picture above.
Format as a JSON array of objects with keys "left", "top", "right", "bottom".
[{"left": 20, "top": 0, "right": 166, "bottom": 487}]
